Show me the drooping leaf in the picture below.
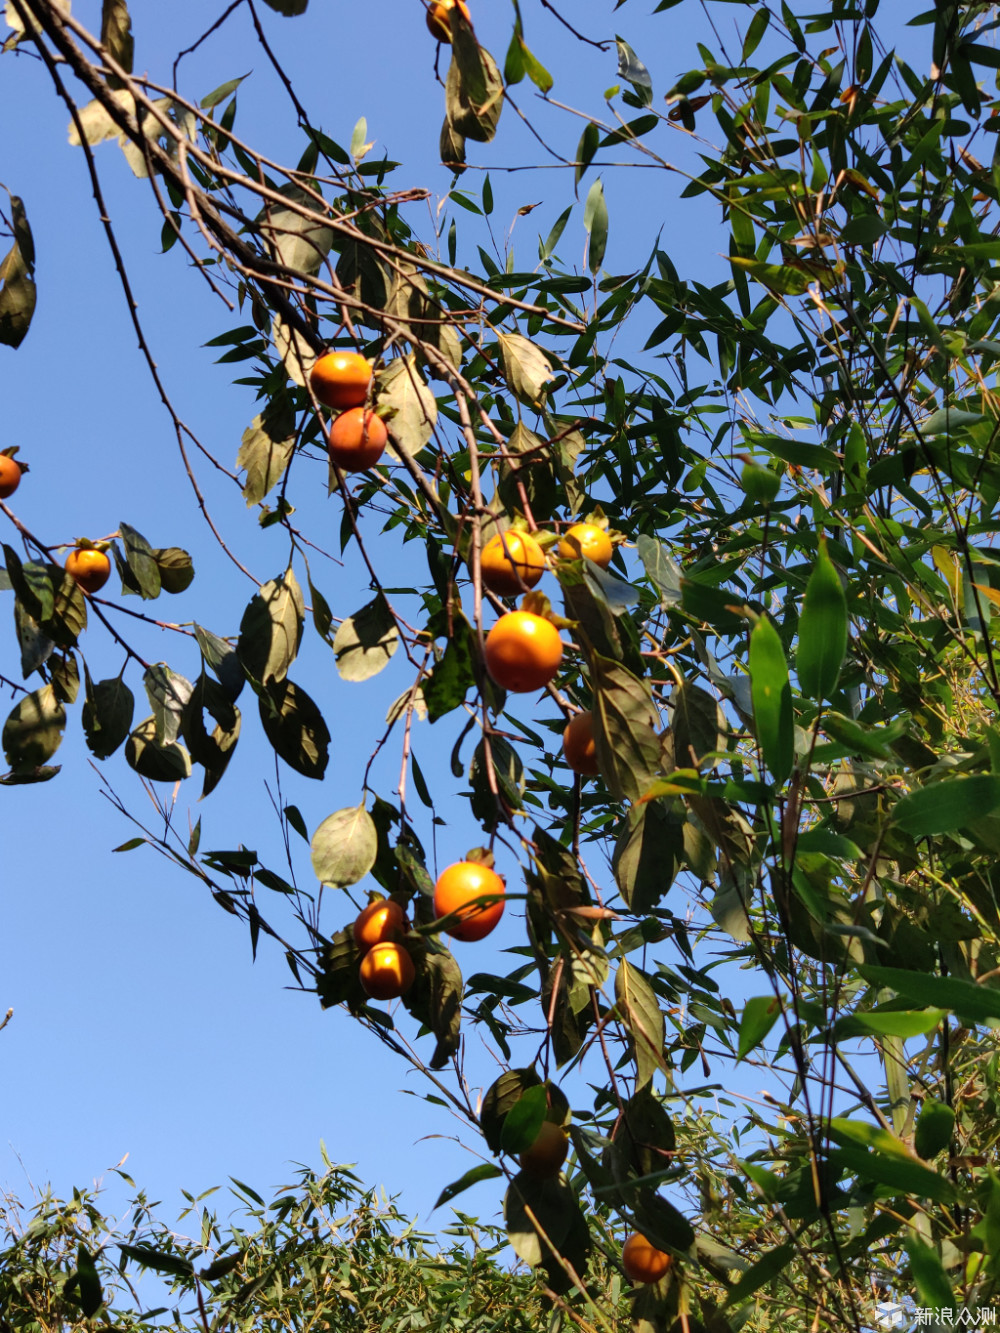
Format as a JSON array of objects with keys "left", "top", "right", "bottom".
[
  {"left": 0, "top": 195, "right": 35, "bottom": 349},
  {"left": 82, "top": 669, "right": 135, "bottom": 760},
  {"left": 118, "top": 522, "right": 162, "bottom": 599},
  {"left": 237, "top": 397, "right": 296, "bottom": 506},
  {"left": 749, "top": 613, "right": 793, "bottom": 782},
  {"left": 795, "top": 537, "right": 848, "bottom": 701},
  {"left": 496, "top": 332, "right": 554, "bottom": 407},
  {"left": 615, "top": 959, "right": 667, "bottom": 1088},
  {"left": 237, "top": 569, "right": 304, "bottom": 687},
  {"left": 258, "top": 678, "right": 329, "bottom": 779},
  {"left": 591, "top": 655, "right": 662, "bottom": 802}
]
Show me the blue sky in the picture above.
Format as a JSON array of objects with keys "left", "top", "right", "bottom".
[{"left": 0, "top": 0, "right": 925, "bottom": 1260}]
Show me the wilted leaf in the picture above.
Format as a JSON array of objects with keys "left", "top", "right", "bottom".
[
  {"left": 144, "top": 664, "right": 193, "bottom": 745},
  {"left": 445, "top": 40, "right": 503, "bottom": 144}
]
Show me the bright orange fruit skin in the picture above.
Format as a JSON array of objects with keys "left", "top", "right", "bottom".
[
  {"left": 359, "top": 941, "right": 415, "bottom": 1000},
  {"left": 562, "top": 711, "right": 599, "bottom": 776},
  {"left": 518, "top": 1121, "right": 569, "bottom": 1178},
  {"left": 622, "top": 1233, "right": 673, "bottom": 1285},
  {"left": 558, "top": 523, "right": 613, "bottom": 568},
  {"left": 426, "top": 0, "right": 471, "bottom": 42},
  {"left": 480, "top": 531, "right": 545, "bottom": 597},
  {"left": 433, "top": 861, "right": 505, "bottom": 942},
  {"left": 484, "top": 611, "right": 562, "bottom": 693},
  {"left": 353, "top": 899, "right": 408, "bottom": 953},
  {"left": 328, "top": 407, "right": 388, "bottom": 472},
  {"left": 65, "top": 548, "right": 111, "bottom": 595},
  {"left": 0, "top": 456, "right": 21, "bottom": 500},
  {"left": 310, "top": 350, "right": 372, "bottom": 410}
]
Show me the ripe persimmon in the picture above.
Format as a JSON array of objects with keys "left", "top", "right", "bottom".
[
  {"left": 426, "top": 0, "right": 471, "bottom": 42},
  {"left": 622, "top": 1233, "right": 673, "bottom": 1285},
  {"left": 480, "top": 530, "right": 545, "bottom": 597},
  {"left": 359, "top": 941, "right": 415, "bottom": 1000},
  {"left": 0, "top": 456, "right": 22, "bottom": 500},
  {"left": 433, "top": 861, "right": 505, "bottom": 942},
  {"left": 353, "top": 898, "right": 408, "bottom": 953},
  {"left": 518, "top": 1120, "right": 569, "bottom": 1178},
  {"left": 328, "top": 407, "right": 388, "bottom": 472},
  {"left": 65, "top": 547, "right": 111, "bottom": 595},
  {"left": 562, "top": 711, "right": 599, "bottom": 776},
  {"left": 484, "top": 611, "right": 562, "bottom": 693},
  {"left": 310, "top": 350, "right": 372, "bottom": 410},
  {"left": 558, "top": 522, "right": 613, "bottom": 568}
]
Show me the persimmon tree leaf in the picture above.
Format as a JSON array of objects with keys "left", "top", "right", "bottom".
[
  {"left": 310, "top": 804, "right": 377, "bottom": 887},
  {"left": 82, "top": 669, "right": 134, "bottom": 760},
  {"left": 258, "top": 678, "right": 328, "bottom": 778},
  {"left": 237, "top": 569, "right": 304, "bottom": 687},
  {"left": 332, "top": 595, "right": 398, "bottom": 682}
]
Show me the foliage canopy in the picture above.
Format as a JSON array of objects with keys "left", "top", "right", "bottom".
[{"left": 6, "top": 0, "right": 1000, "bottom": 1329}]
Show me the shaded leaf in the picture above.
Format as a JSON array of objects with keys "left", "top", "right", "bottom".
[
  {"left": 82, "top": 670, "right": 135, "bottom": 760},
  {"left": 237, "top": 569, "right": 304, "bottom": 687},
  {"left": 333, "top": 595, "right": 398, "bottom": 681},
  {"left": 258, "top": 678, "right": 329, "bottom": 779}
]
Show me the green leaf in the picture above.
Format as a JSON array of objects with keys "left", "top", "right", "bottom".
[
  {"left": 615, "top": 959, "right": 668, "bottom": 1088},
  {"left": 310, "top": 804, "right": 377, "bottom": 887},
  {"left": 119, "top": 522, "right": 162, "bottom": 599},
  {"left": 124, "top": 716, "right": 192, "bottom": 783},
  {"left": 859, "top": 966, "right": 1000, "bottom": 1024},
  {"left": 914, "top": 1101, "right": 956, "bottom": 1160},
  {"left": 737, "top": 995, "right": 781, "bottom": 1060},
  {"left": 432, "top": 1163, "right": 503, "bottom": 1211},
  {"left": 119, "top": 1243, "right": 195, "bottom": 1278},
  {"left": 905, "top": 1236, "right": 955, "bottom": 1310},
  {"left": 237, "top": 400, "right": 296, "bottom": 506},
  {"left": 795, "top": 536, "right": 847, "bottom": 701},
  {"left": 237, "top": 569, "right": 304, "bottom": 688},
  {"left": 583, "top": 177, "right": 608, "bottom": 274},
  {"left": 2, "top": 684, "right": 66, "bottom": 770},
  {"left": 257, "top": 678, "right": 329, "bottom": 779},
  {"left": 500, "top": 1085, "right": 549, "bottom": 1155},
  {"left": 749, "top": 614, "right": 793, "bottom": 782},
  {"left": 724, "top": 1242, "right": 795, "bottom": 1307},
  {"left": 332, "top": 595, "right": 398, "bottom": 682},
  {"left": 75, "top": 1244, "right": 103, "bottom": 1318},
  {"left": 0, "top": 196, "right": 36, "bottom": 349},
  {"left": 81, "top": 670, "right": 134, "bottom": 760},
  {"left": 591, "top": 656, "right": 662, "bottom": 803},
  {"left": 891, "top": 774, "right": 1000, "bottom": 836}
]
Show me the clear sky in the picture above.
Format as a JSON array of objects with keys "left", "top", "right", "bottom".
[{"left": 0, "top": 0, "right": 922, "bottom": 1255}]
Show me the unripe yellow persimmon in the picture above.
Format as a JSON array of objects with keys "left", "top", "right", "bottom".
[
  {"left": 359, "top": 941, "right": 415, "bottom": 1000},
  {"left": 622, "top": 1232, "right": 673, "bottom": 1284},
  {"left": 480, "top": 530, "right": 545, "bottom": 597},
  {"left": 558, "top": 522, "right": 613, "bottom": 568}
]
